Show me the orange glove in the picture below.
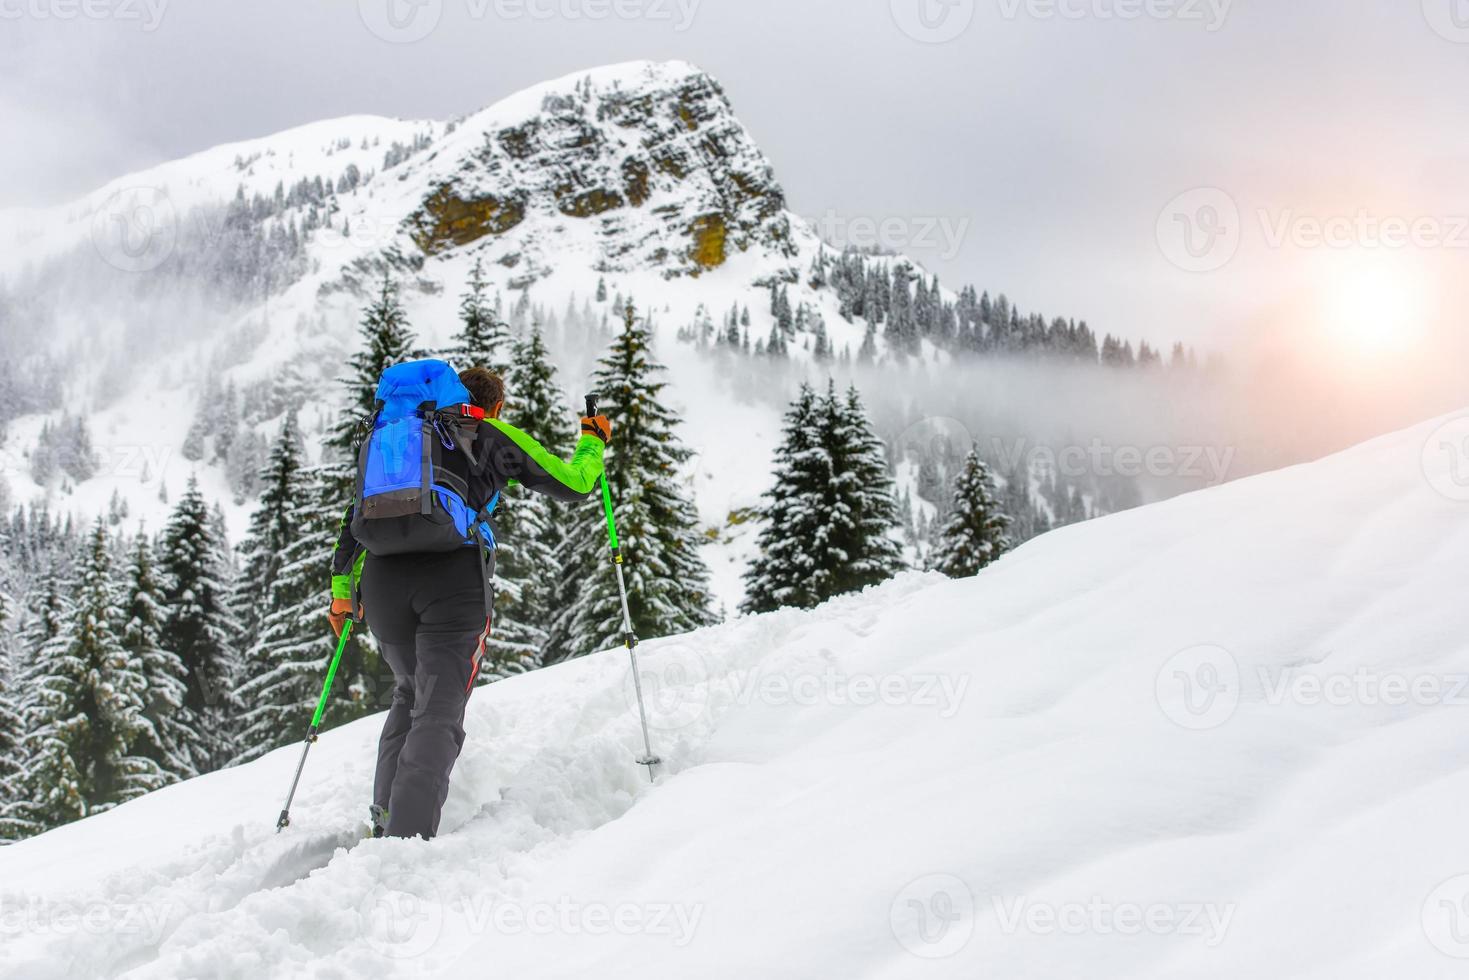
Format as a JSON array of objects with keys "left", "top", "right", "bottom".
[
  {"left": 329, "top": 598, "right": 355, "bottom": 637},
  {"left": 581, "top": 415, "right": 612, "bottom": 445}
]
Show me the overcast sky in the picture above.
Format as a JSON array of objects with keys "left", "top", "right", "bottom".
[{"left": 4, "top": 0, "right": 1468, "bottom": 351}]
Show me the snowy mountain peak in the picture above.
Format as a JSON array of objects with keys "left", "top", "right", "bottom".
[{"left": 389, "top": 59, "right": 794, "bottom": 284}]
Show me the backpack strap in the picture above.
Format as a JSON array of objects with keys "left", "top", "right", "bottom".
[
  {"left": 353, "top": 403, "right": 383, "bottom": 509},
  {"left": 469, "top": 501, "right": 498, "bottom": 620},
  {"left": 417, "top": 400, "right": 435, "bottom": 516}
]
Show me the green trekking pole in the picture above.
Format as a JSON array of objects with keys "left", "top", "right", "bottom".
[
  {"left": 276, "top": 619, "right": 353, "bottom": 832},
  {"left": 587, "top": 393, "right": 661, "bottom": 783}
]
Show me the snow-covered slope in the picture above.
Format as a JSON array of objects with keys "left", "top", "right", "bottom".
[{"left": 4, "top": 409, "right": 1468, "bottom": 979}]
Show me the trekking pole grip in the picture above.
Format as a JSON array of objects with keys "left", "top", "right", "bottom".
[{"left": 585, "top": 393, "right": 598, "bottom": 418}]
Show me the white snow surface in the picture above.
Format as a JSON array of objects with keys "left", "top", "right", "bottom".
[{"left": 4, "top": 409, "right": 1469, "bottom": 978}]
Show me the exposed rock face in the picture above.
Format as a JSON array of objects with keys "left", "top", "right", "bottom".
[
  {"left": 410, "top": 188, "right": 527, "bottom": 254},
  {"left": 400, "top": 61, "right": 795, "bottom": 280}
]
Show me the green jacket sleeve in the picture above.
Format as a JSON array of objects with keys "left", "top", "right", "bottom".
[
  {"left": 330, "top": 505, "right": 366, "bottom": 599},
  {"left": 484, "top": 420, "right": 606, "bottom": 502}
]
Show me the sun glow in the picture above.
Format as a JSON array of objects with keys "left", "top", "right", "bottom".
[{"left": 1316, "top": 251, "right": 1429, "bottom": 355}]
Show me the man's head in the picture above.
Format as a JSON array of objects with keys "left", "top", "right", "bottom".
[{"left": 459, "top": 367, "right": 505, "bottom": 419}]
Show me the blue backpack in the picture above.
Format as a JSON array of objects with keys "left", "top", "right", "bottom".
[{"left": 350, "top": 359, "right": 499, "bottom": 557}]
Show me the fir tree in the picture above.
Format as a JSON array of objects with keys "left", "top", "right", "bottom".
[
  {"left": 0, "top": 595, "right": 36, "bottom": 843},
  {"left": 235, "top": 465, "right": 377, "bottom": 761},
  {"left": 739, "top": 384, "right": 830, "bottom": 612},
  {"left": 18, "top": 524, "right": 164, "bottom": 830},
  {"left": 121, "top": 534, "right": 197, "bottom": 782},
  {"left": 182, "top": 413, "right": 209, "bottom": 462},
  {"left": 741, "top": 382, "right": 905, "bottom": 613},
  {"left": 234, "top": 412, "right": 304, "bottom": 644},
  {"left": 159, "top": 477, "right": 237, "bottom": 772},
  {"left": 453, "top": 258, "right": 510, "bottom": 373},
  {"left": 857, "top": 322, "right": 878, "bottom": 364},
  {"left": 828, "top": 385, "right": 906, "bottom": 591},
  {"left": 487, "top": 325, "right": 568, "bottom": 675},
  {"left": 335, "top": 274, "right": 417, "bottom": 460},
  {"left": 929, "top": 448, "right": 1012, "bottom": 578},
  {"left": 549, "top": 303, "right": 714, "bottom": 659}
]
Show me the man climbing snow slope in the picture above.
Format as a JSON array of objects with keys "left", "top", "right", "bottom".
[{"left": 328, "top": 360, "right": 612, "bottom": 840}]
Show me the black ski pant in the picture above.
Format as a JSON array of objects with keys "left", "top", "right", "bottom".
[{"left": 361, "top": 547, "right": 489, "bottom": 840}]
